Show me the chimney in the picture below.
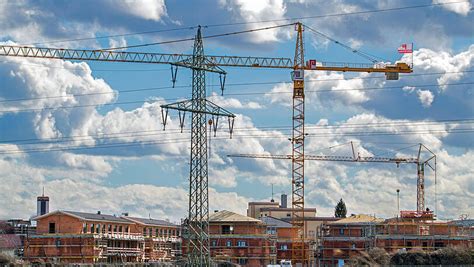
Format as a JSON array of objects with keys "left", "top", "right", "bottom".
[
  {"left": 122, "top": 212, "right": 129, "bottom": 216},
  {"left": 97, "top": 211, "right": 101, "bottom": 215},
  {"left": 36, "top": 189, "right": 50, "bottom": 216},
  {"left": 280, "top": 194, "right": 287, "bottom": 208}
]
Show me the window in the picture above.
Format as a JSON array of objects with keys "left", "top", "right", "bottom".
[
  {"left": 125, "top": 226, "right": 129, "bottom": 234},
  {"left": 102, "top": 224, "right": 106, "bottom": 234},
  {"left": 83, "top": 223, "right": 87, "bottom": 233},
  {"left": 160, "top": 229, "right": 163, "bottom": 236},
  {"left": 90, "top": 224, "right": 94, "bottom": 233},
  {"left": 155, "top": 228, "right": 159, "bottom": 237},
  {"left": 280, "top": 244, "right": 288, "bottom": 251},
  {"left": 237, "top": 258, "right": 248, "bottom": 265},
  {"left": 177, "top": 230, "right": 180, "bottom": 236},
  {"left": 119, "top": 225, "right": 122, "bottom": 233},
  {"left": 222, "top": 225, "right": 233, "bottom": 234},
  {"left": 267, "top": 227, "right": 276, "bottom": 235},
  {"left": 237, "top": 241, "right": 247, "bottom": 247},
  {"left": 96, "top": 224, "right": 100, "bottom": 234},
  {"left": 49, "top": 222, "right": 56, "bottom": 233},
  {"left": 114, "top": 225, "right": 117, "bottom": 233},
  {"left": 108, "top": 224, "right": 112, "bottom": 233},
  {"left": 211, "top": 240, "right": 217, "bottom": 247},
  {"left": 339, "top": 228, "right": 345, "bottom": 235},
  {"left": 148, "top": 228, "right": 153, "bottom": 237},
  {"left": 143, "top": 228, "right": 147, "bottom": 236},
  {"left": 286, "top": 213, "right": 291, "bottom": 217},
  {"left": 226, "top": 240, "right": 232, "bottom": 247}
]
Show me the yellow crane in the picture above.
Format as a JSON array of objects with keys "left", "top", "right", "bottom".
[{"left": 0, "top": 22, "right": 412, "bottom": 266}]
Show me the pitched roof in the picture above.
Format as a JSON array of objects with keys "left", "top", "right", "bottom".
[
  {"left": 0, "top": 234, "right": 21, "bottom": 249},
  {"left": 34, "top": 210, "right": 132, "bottom": 224},
  {"left": 122, "top": 217, "right": 176, "bottom": 227},
  {"left": 261, "top": 216, "right": 293, "bottom": 228},
  {"left": 329, "top": 214, "right": 383, "bottom": 224},
  {"left": 64, "top": 211, "right": 133, "bottom": 223},
  {"left": 210, "top": 210, "right": 261, "bottom": 223}
]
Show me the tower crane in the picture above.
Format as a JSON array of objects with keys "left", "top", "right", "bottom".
[
  {"left": 228, "top": 142, "right": 437, "bottom": 219},
  {"left": 0, "top": 22, "right": 412, "bottom": 266}
]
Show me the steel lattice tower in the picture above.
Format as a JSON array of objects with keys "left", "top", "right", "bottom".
[
  {"left": 161, "top": 26, "right": 234, "bottom": 266},
  {"left": 291, "top": 22, "right": 307, "bottom": 265}
]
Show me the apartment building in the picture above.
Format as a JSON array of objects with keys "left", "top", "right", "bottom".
[
  {"left": 24, "top": 210, "right": 180, "bottom": 264},
  {"left": 318, "top": 214, "right": 473, "bottom": 266},
  {"left": 209, "top": 210, "right": 276, "bottom": 266}
]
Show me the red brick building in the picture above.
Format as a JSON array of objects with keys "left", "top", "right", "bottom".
[
  {"left": 208, "top": 210, "right": 276, "bottom": 266},
  {"left": 318, "top": 214, "right": 473, "bottom": 266},
  {"left": 24, "top": 210, "right": 181, "bottom": 264},
  {"left": 261, "top": 216, "right": 295, "bottom": 262}
]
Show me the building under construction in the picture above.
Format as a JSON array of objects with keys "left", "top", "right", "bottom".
[
  {"left": 318, "top": 213, "right": 473, "bottom": 266},
  {"left": 25, "top": 210, "right": 181, "bottom": 264}
]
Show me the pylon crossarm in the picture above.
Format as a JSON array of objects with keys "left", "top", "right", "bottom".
[
  {"left": 172, "top": 58, "right": 227, "bottom": 75},
  {"left": 161, "top": 99, "right": 235, "bottom": 118}
]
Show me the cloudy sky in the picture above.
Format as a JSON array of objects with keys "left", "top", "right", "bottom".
[{"left": 0, "top": 0, "right": 472, "bottom": 223}]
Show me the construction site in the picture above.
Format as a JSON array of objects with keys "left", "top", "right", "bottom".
[{"left": 0, "top": 1, "right": 473, "bottom": 266}]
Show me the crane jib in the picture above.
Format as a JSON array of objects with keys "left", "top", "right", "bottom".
[{"left": 0, "top": 45, "right": 411, "bottom": 73}]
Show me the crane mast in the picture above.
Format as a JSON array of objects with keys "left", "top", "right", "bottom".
[{"left": 291, "top": 22, "right": 306, "bottom": 265}]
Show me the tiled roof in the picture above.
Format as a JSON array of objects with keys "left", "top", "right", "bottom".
[
  {"left": 261, "top": 216, "right": 293, "bottom": 228},
  {"left": 210, "top": 210, "right": 261, "bottom": 223},
  {"left": 123, "top": 217, "right": 176, "bottom": 227},
  {"left": 0, "top": 234, "right": 21, "bottom": 249},
  {"left": 32, "top": 210, "right": 133, "bottom": 223},
  {"left": 62, "top": 211, "right": 132, "bottom": 223}
]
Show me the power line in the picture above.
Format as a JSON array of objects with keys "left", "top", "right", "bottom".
[
  {"left": 0, "top": 60, "right": 170, "bottom": 72},
  {"left": 1, "top": 119, "right": 472, "bottom": 147},
  {"left": 18, "top": 1, "right": 468, "bottom": 46},
  {"left": 24, "top": 26, "right": 200, "bottom": 46},
  {"left": 205, "top": 1, "right": 470, "bottom": 27},
  {"left": 0, "top": 81, "right": 471, "bottom": 113},
  {"left": 99, "top": 23, "right": 294, "bottom": 51},
  {"left": 0, "top": 128, "right": 471, "bottom": 155},
  {"left": 0, "top": 75, "right": 472, "bottom": 105}
]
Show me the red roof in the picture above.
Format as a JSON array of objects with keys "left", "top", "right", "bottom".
[{"left": 0, "top": 234, "right": 21, "bottom": 249}]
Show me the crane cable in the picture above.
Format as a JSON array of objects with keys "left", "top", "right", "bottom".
[{"left": 303, "top": 24, "right": 387, "bottom": 64}]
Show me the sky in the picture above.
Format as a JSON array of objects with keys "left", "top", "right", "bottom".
[{"left": 0, "top": 0, "right": 473, "bottom": 223}]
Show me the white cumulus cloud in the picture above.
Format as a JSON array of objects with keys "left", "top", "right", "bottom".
[
  {"left": 417, "top": 89, "right": 435, "bottom": 108},
  {"left": 433, "top": 0, "right": 472, "bottom": 16}
]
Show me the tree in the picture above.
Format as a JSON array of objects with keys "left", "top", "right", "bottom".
[{"left": 335, "top": 198, "right": 347, "bottom": 218}]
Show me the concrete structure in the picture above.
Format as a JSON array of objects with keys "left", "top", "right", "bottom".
[
  {"left": 24, "top": 210, "right": 181, "bottom": 264},
  {"left": 261, "top": 216, "right": 295, "bottom": 262},
  {"left": 209, "top": 210, "right": 276, "bottom": 266},
  {"left": 247, "top": 198, "right": 337, "bottom": 265},
  {"left": 318, "top": 214, "right": 473, "bottom": 266},
  {"left": 37, "top": 196, "right": 49, "bottom": 217},
  {"left": 247, "top": 201, "right": 280, "bottom": 219}
]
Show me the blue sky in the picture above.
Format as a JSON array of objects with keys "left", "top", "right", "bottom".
[{"left": 0, "top": 0, "right": 473, "bottom": 222}]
